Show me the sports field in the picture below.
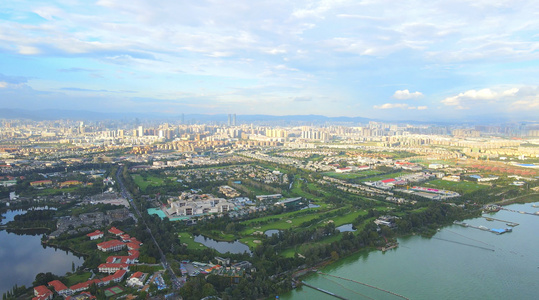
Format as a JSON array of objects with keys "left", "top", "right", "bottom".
[{"left": 104, "top": 286, "right": 124, "bottom": 297}]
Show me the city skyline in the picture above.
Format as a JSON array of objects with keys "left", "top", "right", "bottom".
[{"left": 1, "top": 0, "right": 538, "bottom": 121}]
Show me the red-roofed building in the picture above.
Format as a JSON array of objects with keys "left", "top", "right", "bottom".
[
  {"left": 97, "top": 240, "right": 125, "bottom": 252},
  {"left": 335, "top": 167, "right": 353, "bottom": 173},
  {"left": 100, "top": 270, "right": 127, "bottom": 285},
  {"left": 126, "top": 242, "right": 141, "bottom": 250},
  {"left": 120, "top": 234, "right": 131, "bottom": 242},
  {"left": 33, "top": 285, "right": 53, "bottom": 300},
  {"left": 108, "top": 227, "right": 124, "bottom": 236},
  {"left": 128, "top": 250, "right": 139, "bottom": 260},
  {"left": 86, "top": 230, "right": 104, "bottom": 240},
  {"left": 30, "top": 180, "right": 53, "bottom": 187},
  {"left": 381, "top": 178, "right": 396, "bottom": 183},
  {"left": 98, "top": 263, "right": 130, "bottom": 274},
  {"left": 48, "top": 280, "right": 69, "bottom": 296},
  {"left": 127, "top": 271, "right": 147, "bottom": 287},
  {"left": 70, "top": 279, "right": 101, "bottom": 293}
]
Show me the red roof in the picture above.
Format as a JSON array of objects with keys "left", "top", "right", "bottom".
[
  {"left": 126, "top": 242, "right": 140, "bottom": 250},
  {"left": 34, "top": 285, "right": 50, "bottom": 296},
  {"left": 108, "top": 227, "right": 124, "bottom": 235},
  {"left": 129, "top": 271, "right": 144, "bottom": 279},
  {"left": 70, "top": 279, "right": 100, "bottom": 291},
  {"left": 381, "top": 178, "right": 396, "bottom": 183},
  {"left": 48, "top": 280, "right": 68, "bottom": 291},
  {"left": 86, "top": 230, "right": 103, "bottom": 237},
  {"left": 128, "top": 250, "right": 139, "bottom": 258},
  {"left": 101, "top": 270, "right": 127, "bottom": 283},
  {"left": 97, "top": 239, "right": 124, "bottom": 249}
]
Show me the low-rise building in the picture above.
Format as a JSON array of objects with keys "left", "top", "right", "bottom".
[
  {"left": 98, "top": 263, "right": 130, "bottom": 274},
  {"left": 97, "top": 240, "right": 125, "bottom": 252},
  {"left": 48, "top": 280, "right": 69, "bottom": 296},
  {"left": 86, "top": 230, "right": 104, "bottom": 240},
  {"left": 126, "top": 271, "right": 147, "bottom": 288},
  {"left": 33, "top": 285, "right": 53, "bottom": 300}
]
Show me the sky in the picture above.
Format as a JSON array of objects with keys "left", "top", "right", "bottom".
[{"left": 0, "top": 0, "right": 538, "bottom": 121}]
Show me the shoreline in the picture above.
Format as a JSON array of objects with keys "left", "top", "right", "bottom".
[{"left": 290, "top": 198, "right": 539, "bottom": 295}]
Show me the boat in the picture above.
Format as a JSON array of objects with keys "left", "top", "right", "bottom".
[{"left": 479, "top": 225, "right": 489, "bottom": 231}]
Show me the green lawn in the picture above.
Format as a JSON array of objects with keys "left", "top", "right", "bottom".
[
  {"left": 241, "top": 213, "right": 323, "bottom": 235},
  {"left": 178, "top": 232, "right": 207, "bottom": 250},
  {"left": 323, "top": 170, "right": 382, "bottom": 180},
  {"left": 424, "top": 179, "right": 487, "bottom": 194},
  {"left": 328, "top": 210, "right": 368, "bottom": 226},
  {"left": 359, "top": 172, "right": 410, "bottom": 182},
  {"left": 64, "top": 272, "right": 92, "bottom": 287},
  {"left": 132, "top": 174, "right": 165, "bottom": 191},
  {"left": 239, "top": 236, "right": 263, "bottom": 249}
]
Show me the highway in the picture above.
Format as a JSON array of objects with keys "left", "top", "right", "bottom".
[{"left": 115, "top": 165, "right": 182, "bottom": 290}]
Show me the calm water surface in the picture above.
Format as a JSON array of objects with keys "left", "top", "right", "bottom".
[
  {"left": 0, "top": 210, "right": 84, "bottom": 295},
  {"left": 194, "top": 234, "right": 252, "bottom": 255},
  {"left": 282, "top": 201, "right": 539, "bottom": 300}
]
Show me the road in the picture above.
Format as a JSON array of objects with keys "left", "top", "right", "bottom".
[{"left": 115, "top": 165, "right": 182, "bottom": 290}]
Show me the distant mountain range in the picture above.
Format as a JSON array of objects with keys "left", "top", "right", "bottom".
[{"left": 0, "top": 108, "right": 534, "bottom": 125}]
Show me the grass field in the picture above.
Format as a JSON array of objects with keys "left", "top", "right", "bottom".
[
  {"left": 424, "top": 179, "right": 487, "bottom": 194},
  {"left": 359, "top": 171, "right": 410, "bottom": 182},
  {"left": 64, "top": 272, "right": 92, "bottom": 287},
  {"left": 178, "top": 232, "right": 207, "bottom": 250},
  {"left": 329, "top": 210, "right": 368, "bottom": 226},
  {"left": 241, "top": 213, "right": 323, "bottom": 235},
  {"left": 132, "top": 174, "right": 165, "bottom": 191},
  {"left": 281, "top": 233, "right": 345, "bottom": 258},
  {"left": 323, "top": 170, "right": 382, "bottom": 180}
]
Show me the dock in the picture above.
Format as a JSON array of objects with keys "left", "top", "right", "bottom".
[
  {"left": 481, "top": 216, "right": 519, "bottom": 227},
  {"left": 500, "top": 207, "right": 539, "bottom": 216},
  {"left": 453, "top": 221, "right": 512, "bottom": 234},
  {"left": 301, "top": 281, "right": 348, "bottom": 300}
]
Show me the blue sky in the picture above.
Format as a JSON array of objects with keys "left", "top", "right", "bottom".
[{"left": 0, "top": 0, "right": 538, "bottom": 121}]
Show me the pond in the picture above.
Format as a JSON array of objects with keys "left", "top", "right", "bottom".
[
  {"left": 194, "top": 235, "right": 252, "bottom": 255},
  {"left": 0, "top": 210, "right": 84, "bottom": 296},
  {"left": 336, "top": 223, "right": 356, "bottom": 232},
  {"left": 265, "top": 229, "right": 280, "bottom": 237}
]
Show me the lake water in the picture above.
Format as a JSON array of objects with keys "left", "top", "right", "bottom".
[
  {"left": 282, "top": 201, "right": 539, "bottom": 300},
  {"left": 0, "top": 210, "right": 84, "bottom": 296},
  {"left": 265, "top": 229, "right": 280, "bottom": 237},
  {"left": 193, "top": 235, "right": 252, "bottom": 255},
  {"left": 336, "top": 224, "right": 356, "bottom": 232}
]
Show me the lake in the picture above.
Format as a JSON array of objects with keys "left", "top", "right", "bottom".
[
  {"left": 194, "top": 234, "right": 252, "bottom": 255},
  {"left": 0, "top": 210, "right": 84, "bottom": 296},
  {"left": 281, "top": 201, "right": 539, "bottom": 300}
]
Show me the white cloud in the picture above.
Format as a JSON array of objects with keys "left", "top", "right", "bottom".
[
  {"left": 441, "top": 86, "right": 539, "bottom": 110},
  {"left": 0, "top": 82, "right": 7, "bottom": 88},
  {"left": 374, "top": 103, "right": 428, "bottom": 110},
  {"left": 442, "top": 88, "right": 506, "bottom": 108},
  {"left": 392, "top": 89, "right": 423, "bottom": 100},
  {"left": 374, "top": 103, "right": 408, "bottom": 109},
  {"left": 18, "top": 46, "right": 41, "bottom": 55}
]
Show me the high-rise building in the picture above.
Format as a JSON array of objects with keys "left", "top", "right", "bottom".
[{"left": 233, "top": 114, "right": 236, "bottom": 126}]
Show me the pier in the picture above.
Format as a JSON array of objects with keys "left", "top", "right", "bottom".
[
  {"left": 500, "top": 207, "right": 539, "bottom": 216},
  {"left": 453, "top": 221, "right": 512, "bottom": 235},
  {"left": 317, "top": 272, "right": 410, "bottom": 299},
  {"left": 481, "top": 216, "right": 519, "bottom": 227},
  {"left": 301, "top": 281, "right": 348, "bottom": 300}
]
